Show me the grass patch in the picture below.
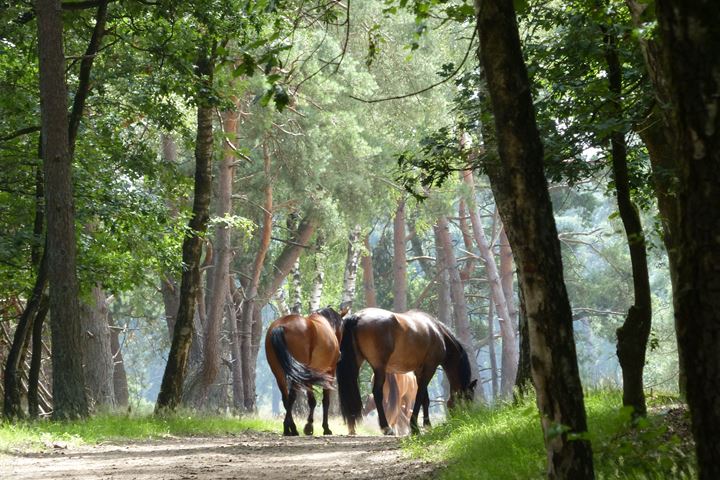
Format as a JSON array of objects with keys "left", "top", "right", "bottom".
[
  {"left": 0, "top": 412, "right": 281, "bottom": 453},
  {"left": 403, "top": 390, "right": 696, "bottom": 480}
]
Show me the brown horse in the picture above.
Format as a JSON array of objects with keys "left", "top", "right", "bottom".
[
  {"left": 265, "top": 306, "right": 346, "bottom": 436},
  {"left": 362, "top": 372, "right": 418, "bottom": 435},
  {"left": 337, "top": 308, "right": 476, "bottom": 435}
]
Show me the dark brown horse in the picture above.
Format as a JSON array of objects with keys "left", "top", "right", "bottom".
[
  {"left": 337, "top": 308, "right": 476, "bottom": 435},
  {"left": 362, "top": 372, "right": 418, "bottom": 435},
  {"left": 265, "top": 306, "right": 346, "bottom": 436}
]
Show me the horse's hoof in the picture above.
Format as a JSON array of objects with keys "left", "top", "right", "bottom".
[
  {"left": 382, "top": 426, "right": 395, "bottom": 436},
  {"left": 410, "top": 425, "right": 421, "bottom": 435},
  {"left": 323, "top": 429, "right": 333, "bottom": 435},
  {"left": 304, "top": 424, "right": 314, "bottom": 436}
]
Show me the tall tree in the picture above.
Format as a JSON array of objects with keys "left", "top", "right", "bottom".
[
  {"left": 654, "top": 1, "right": 720, "bottom": 477},
  {"left": 361, "top": 234, "right": 378, "bottom": 308},
  {"left": 474, "top": 0, "right": 594, "bottom": 477},
  {"left": 392, "top": 198, "right": 408, "bottom": 311},
  {"left": 37, "top": 0, "right": 89, "bottom": 420},
  {"left": 340, "top": 225, "right": 362, "bottom": 310},
  {"left": 79, "top": 286, "right": 116, "bottom": 409},
  {"left": 602, "top": 25, "right": 652, "bottom": 417},
  {"left": 155, "top": 45, "right": 216, "bottom": 412}
]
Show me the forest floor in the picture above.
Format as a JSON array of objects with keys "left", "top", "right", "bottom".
[{"left": 0, "top": 432, "right": 438, "bottom": 480}]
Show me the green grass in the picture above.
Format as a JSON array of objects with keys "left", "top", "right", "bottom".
[
  {"left": 0, "top": 412, "right": 281, "bottom": 453},
  {"left": 403, "top": 390, "right": 696, "bottom": 480}
]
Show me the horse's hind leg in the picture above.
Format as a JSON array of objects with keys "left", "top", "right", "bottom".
[
  {"left": 422, "top": 389, "right": 431, "bottom": 428},
  {"left": 321, "top": 388, "right": 333, "bottom": 435},
  {"left": 282, "top": 383, "right": 299, "bottom": 436},
  {"left": 372, "top": 368, "right": 394, "bottom": 435},
  {"left": 410, "top": 368, "right": 435, "bottom": 435},
  {"left": 304, "top": 389, "right": 317, "bottom": 435}
]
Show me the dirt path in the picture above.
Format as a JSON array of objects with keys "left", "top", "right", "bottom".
[{"left": 0, "top": 433, "right": 438, "bottom": 480}]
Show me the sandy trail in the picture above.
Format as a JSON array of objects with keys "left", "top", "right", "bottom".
[{"left": 0, "top": 433, "right": 438, "bottom": 480}]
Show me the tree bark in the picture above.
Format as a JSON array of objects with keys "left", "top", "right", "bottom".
[
  {"left": 80, "top": 285, "right": 116, "bottom": 409},
  {"left": 340, "top": 225, "right": 362, "bottom": 310},
  {"left": 457, "top": 199, "right": 476, "bottom": 282},
  {"left": 37, "top": 0, "right": 88, "bottom": 420},
  {"left": 109, "top": 311, "right": 129, "bottom": 408},
  {"left": 603, "top": 29, "right": 652, "bottom": 418},
  {"left": 392, "top": 198, "right": 408, "bottom": 312},
  {"left": 155, "top": 48, "right": 215, "bottom": 412},
  {"left": 463, "top": 171, "right": 518, "bottom": 398},
  {"left": 625, "top": 0, "right": 684, "bottom": 396},
  {"left": 433, "top": 224, "right": 453, "bottom": 329},
  {"left": 28, "top": 296, "right": 49, "bottom": 418},
  {"left": 309, "top": 232, "right": 326, "bottom": 311},
  {"left": 435, "top": 214, "right": 483, "bottom": 402},
  {"left": 474, "top": 0, "right": 594, "bottom": 477},
  {"left": 514, "top": 284, "right": 533, "bottom": 399},
  {"left": 654, "top": 2, "right": 720, "bottom": 477},
  {"left": 487, "top": 300, "right": 498, "bottom": 399},
  {"left": 361, "top": 234, "right": 378, "bottom": 308}
]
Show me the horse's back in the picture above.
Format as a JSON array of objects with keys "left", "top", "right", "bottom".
[
  {"left": 353, "top": 308, "right": 445, "bottom": 373},
  {"left": 265, "top": 313, "right": 338, "bottom": 374}
]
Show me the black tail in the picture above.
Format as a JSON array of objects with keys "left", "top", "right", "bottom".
[
  {"left": 269, "top": 327, "right": 332, "bottom": 390},
  {"left": 337, "top": 314, "right": 362, "bottom": 425}
]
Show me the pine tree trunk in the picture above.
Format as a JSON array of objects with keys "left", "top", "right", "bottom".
[
  {"left": 474, "top": 0, "right": 594, "bottom": 477},
  {"left": 37, "top": 0, "right": 88, "bottom": 420},
  {"left": 392, "top": 198, "right": 408, "bottom": 312},
  {"left": 155, "top": 49, "right": 215, "bottom": 412},
  {"left": 361, "top": 235, "right": 378, "bottom": 308},
  {"left": 654, "top": 2, "right": 720, "bottom": 476},
  {"left": 514, "top": 285, "right": 532, "bottom": 399},
  {"left": 435, "top": 215, "right": 483, "bottom": 402},
  {"left": 457, "top": 199, "right": 476, "bottom": 282},
  {"left": 463, "top": 171, "right": 518, "bottom": 398},
  {"left": 80, "top": 285, "right": 116, "bottom": 409},
  {"left": 603, "top": 30, "right": 652, "bottom": 417},
  {"left": 340, "top": 225, "right": 362, "bottom": 310},
  {"left": 226, "top": 287, "right": 244, "bottom": 411}
]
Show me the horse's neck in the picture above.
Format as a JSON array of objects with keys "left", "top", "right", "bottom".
[{"left": 441, "top": 337, "right": 462, "bottom": 389}]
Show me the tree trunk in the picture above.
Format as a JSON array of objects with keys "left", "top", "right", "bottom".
[
  {"left": 457, "top": 199, "right": 476, "bottom": 281},
  {"left": 3, "top": 252, "right": 48, "bottom": 418},
  {"left": 80, "top": 285, "right": 116, "bottom": 409},
  {"left": 160, "top": 134, "right": 181, "bottom": 339},
  {"left": 340, "top": 225, "right": 362, "bottom": 310},
  {"left": 654, "top": 2, "right": 720, "bottom": 477},
  {"left": 309, "top": 232, "right": 326, "bottom": 312},
  {"left": 435, "top": 215, "right": 483, "bottom": 402},
  {"left": 155, "top": 49, "right": 215, "bottom": 413},
  {"left": 37, "top": 0, "right": 88, "bottom": 420},
  {"left": 226, "top": 288, "right": 244, "bottom": 411},
  {"left": 392, "top": 198, "right": 408, "bottom": 312},
  {"left": 463, "top": 171, "right": 518, "bottom": 399},
  {"left": 603, "top": 29, "right": 652, "bottom": 418},
  {"left": 625, "top": 0, "right": 684, "bottom": 396},
  {"left": 361, "top": 235, "right": 378, "bottom": 308},
  {"left": 186, "top": 106, "right": 238, "bottom": 406},
  {"left": 109, "top": 311, "right": 129, "bottom": 408},
  {"left": 487, "top": 300, "right": 498, "bottom": 399},
  {"left": 28, "top": 296, "right": 49, "bottom": 418},
  {"left": 514, "top": 284, "right": 532, "bottom": 399},
  {"left": 290, "top": 260, "right": 302, "bottom": 314},
  {"left": 474, "top": 0, "right": 594, "bottom": 477},
  {"left": 433, "top": 224, "right": 453, "bottom": 328}
]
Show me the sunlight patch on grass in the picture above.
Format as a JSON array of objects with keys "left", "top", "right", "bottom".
[{"left": 0, "top": 412, "right": 281, "bottom": 453}]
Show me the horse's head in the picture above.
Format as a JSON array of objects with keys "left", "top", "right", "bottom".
[{"left": 447, "top": 379, "right": 477, "bottom": 409}]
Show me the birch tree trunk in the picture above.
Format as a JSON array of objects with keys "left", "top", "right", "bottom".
[
  {"left": 392, "top": 198, "right": 407, "bottom": 312},
  {"left": 361, "top": 235, "right": 378, "bottom": 308},
  {"left": 309, "top": 232, "right": 326, "bottom": 312},
  {"left": 340, "top": 225, "right": 362, "bottom": 310},
  {"left": 474, "top": 0, "right": 594, "bottom": 476}
]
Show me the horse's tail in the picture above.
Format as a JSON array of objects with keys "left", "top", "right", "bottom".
[
  {"left": 386, "top": 373, "right": 399, "bottom": 413},
  {"left": 269, "top": 326, "right": 333, "bottom": 390},
  {"left": 337, "top": 314, "right": 363, "bottom": 425}
]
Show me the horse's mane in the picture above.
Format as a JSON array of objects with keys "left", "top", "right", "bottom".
[{"left": 315, "top": 306, "right": 343, "bottom": 330}]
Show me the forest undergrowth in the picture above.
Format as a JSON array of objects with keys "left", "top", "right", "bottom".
[{"left": 403, "top": 390, "right": 695, "bottom": 480}]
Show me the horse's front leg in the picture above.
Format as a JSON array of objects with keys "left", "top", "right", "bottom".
[
  {"left": 304, "top": 388, "right": 317, "bottom": 435},
  {"left": 283, "top": 384, "right": 299, "bottom": 436},
  {"left": 372, "top": 369, "right": 394, "bottom": 435},
  {"left": 321, "top": 388, "right": 333, "bottom": 435}
]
